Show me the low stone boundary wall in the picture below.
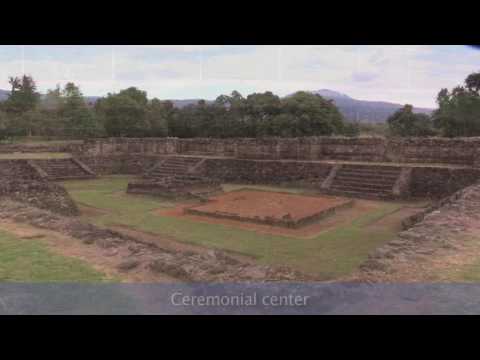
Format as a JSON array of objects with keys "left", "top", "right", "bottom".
[
  {"left": 73, "top": 136, "right": 480, "bottom": 166},
  {"left": 0, "top": 142, "right": 84, "bottom": 154}
]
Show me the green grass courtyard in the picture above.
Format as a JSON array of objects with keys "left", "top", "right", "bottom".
[{"left": 61, "top": 176, "right": 419, "bottom": 279}]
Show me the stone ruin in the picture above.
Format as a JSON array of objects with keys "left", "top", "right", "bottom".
[
  {"left": 127, "top": 174, "right": 222, "bottom": 200},
  {"left": 0, "top": 179, "right": 79, "bottom": 216},
  {"left": 3, "top": 136, "right": 480, "bottom": 282}
]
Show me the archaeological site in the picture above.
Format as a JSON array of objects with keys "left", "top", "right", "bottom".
[{"left": 2, "top": 135, "right": 480, "bottom": 284}]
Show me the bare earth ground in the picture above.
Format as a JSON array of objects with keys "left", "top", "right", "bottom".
[{"left": 185, "top": 190, "right": 351, "bottom": 225}]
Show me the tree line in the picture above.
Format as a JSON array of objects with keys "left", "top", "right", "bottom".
[
  {"left": 387, "top": 71, "right": 480, "bottom": 137},
  {"left": 0, "top": 76, "right": 359, "bottom": 140},
  {"left": 1, "top": 71, "right": 480, "bottom": 141}
]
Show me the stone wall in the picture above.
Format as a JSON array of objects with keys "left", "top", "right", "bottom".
[
  {"left": 0, "top": 159, "right": 42, "bottom": 180},
  {"left": 0, "top": 142, "right": 84, "bottom": 154},
  {"left": 76, "top": 138, "right": 177, "bottom": 157},
  {"left": 74, "top": 136, "right": 480, "bottom": 166},
  {"left": 0, "top": 179, "right": 79, "bottom": 216},
  {"left": 356, "top": 180, "right": 480, "bottom": 282},
  {"left": 76, "top": 155, "right": 164, "bottom": 175},
  {"left": 199, "top": 158, "right": 333, "bottom": 184},
  {"left": 409, "top": 167, "right": 480, "bottom": 198}
]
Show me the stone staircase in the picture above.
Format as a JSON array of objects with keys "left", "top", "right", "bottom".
[
  {"left": 146, "top": 156, "right": 203, "bottom": 178},
  {"left": 128, "top": 173, "right": 222, "bottom": 200},
  {"left": 31, "top": 158, "right": 96, "bottom": 181},
  {"left": 329, "top": 164, "right": 402, "bottom": 199}
]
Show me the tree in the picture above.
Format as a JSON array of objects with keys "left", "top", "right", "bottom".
[
  {"left": 0, "top": 110, "right": 10, "bottom": 141},
  {"left": 387, "top": 104, "right": 436, "bottom": 137},
  {"left": 280, "top": 92, "right": 346, "bottom": 136},
  {"left": 41, "top": 85, "right": 64, "bottom": 111},
  {"left": 100, "top": 88, "right": 149, "bottom": 137},
  {"left": 245, "top": 92, "right": 282, "bottom": 136},
  {"left": 56, "top": 82, "right": 101, "bottom": 138},
  {"left": 146, "top": 99, "right": 172, "bottom": 137},
  {"left": 5, "top": 75, "right": 40, "bottom": 114},
  {"left": 465, "top": 72, "right": 480, "bottom": 94},
  {"left": 4, "top": 75, "right": 41, "bottom": 136},
  {"left": 432, "top": 72, "right": 480, "bottom": 137}
]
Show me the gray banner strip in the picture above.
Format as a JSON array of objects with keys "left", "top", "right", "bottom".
[{"left": 1, "top": 283, "right": 480, "bottom": 315}]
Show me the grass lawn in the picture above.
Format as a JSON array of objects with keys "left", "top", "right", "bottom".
[
  {"left": 62, "top": 176, "right": 410, "bottom": 280},
  {"left": 0, "top": 229, "right": 108, "bottom": 282}
]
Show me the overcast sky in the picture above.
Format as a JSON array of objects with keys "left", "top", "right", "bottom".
[{"left": 0, "top": 45, "right": 479, "bottom": 108}]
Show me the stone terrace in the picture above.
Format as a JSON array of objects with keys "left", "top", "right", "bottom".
[{"left": 31, "top": 158, "right": 96, "bottom": 181}]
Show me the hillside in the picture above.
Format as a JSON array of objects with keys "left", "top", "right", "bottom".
[
  {"left": 303, "top": 90, "right": 433, "bottom": 123},
  {"left": 0, "top": 89, "right": 9, "bottom": 101}
]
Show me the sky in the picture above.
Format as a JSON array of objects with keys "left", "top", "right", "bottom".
[{"left": 0, "top": 45, "right": 479, "bottom": 108}]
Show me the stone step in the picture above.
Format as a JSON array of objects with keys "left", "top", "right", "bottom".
[
  {"left": 337, "top": 170, "right": 400, "bottom": 180},
  {"left": 151, "top": 170, "right": 188, "bottom": 176},
  {"left": 328, "top": 188, "right": 394, "bottom": 199},
  {"left": 33, "top": 159, "right": 95, "bottom": 180},
  {"left": 341, "top": 165, "right": 400, "bottom": 171},
  {"left": 334, "top": 174, "right": 397, "bottom": 183},
  {"left": 156, "top": 165, "right": 189, "bottom": 171},
  {"left": 330, "top": 184, "right": 392, "bottom": 195},
  {"left": 339, "top": 167, "right": 401, "bottom": 174},
  {"left": 332, "top": 179, "right": 394, "bottom": 189},
  {"left": 167, "top": 157, "right": 201, "bottom": 163}
]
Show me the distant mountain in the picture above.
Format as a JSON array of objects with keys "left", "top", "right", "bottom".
[
  {"left": 168, "top": 99, "right": 213, "bottom": 108},
  {"left": 0, "top": 90, "right": 101, "bottom": 105},
  {"left": 0, "top": 89, "right": 9, "bottom": 101},
  {"left": 302, "top": 89, "right": 433, "bottom": 123}
]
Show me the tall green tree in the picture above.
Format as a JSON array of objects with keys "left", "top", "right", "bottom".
[
  {"left": 58, "top": 82, "right": 100, "bottom": 138},
  {"left": 146, "top": 99, "right": 173, "bottom": 137},
  {"left": 279, "top": 91, "right": 345, "bottom": 136},
  {"left": 387, "top": 104, "right": 436, "bottom": 137},
  {"left": 100, "top": 87, "right": 149, "bottom": 137},
  {"left": 465, "top": 72, "right": 480, "bottom": 94},
  {"left": 432, "top": 71, "right": 480, "bottom": 137},
  {"left": 4, "top": 75, "right": 41, "bottom": 136}
]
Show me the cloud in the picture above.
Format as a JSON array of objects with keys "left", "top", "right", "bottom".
[
  {"left": 352, "top": 71, "right": 378, "bottom": 82},
  {"left": 0, "top": 45, "right": 478, "bottom": 107}
]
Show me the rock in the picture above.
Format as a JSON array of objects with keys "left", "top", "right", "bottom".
[
  {"left": 82, "top": 238, "right": 95, "bottom": 245},
  {"left": 128, "top": 244, "right": 142, "bottom": 254},
  {"left": 208, "top": 265, "right": 227, "bottom": 275},
  {"left": 96, "top": 238, "right": 117, "bottom": 249},
  {"left": 117, "top": 259, "right": 141, "bottom": 271},
  {"left": 150, "top": 260, "right": 192, "bottom": 280}
]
